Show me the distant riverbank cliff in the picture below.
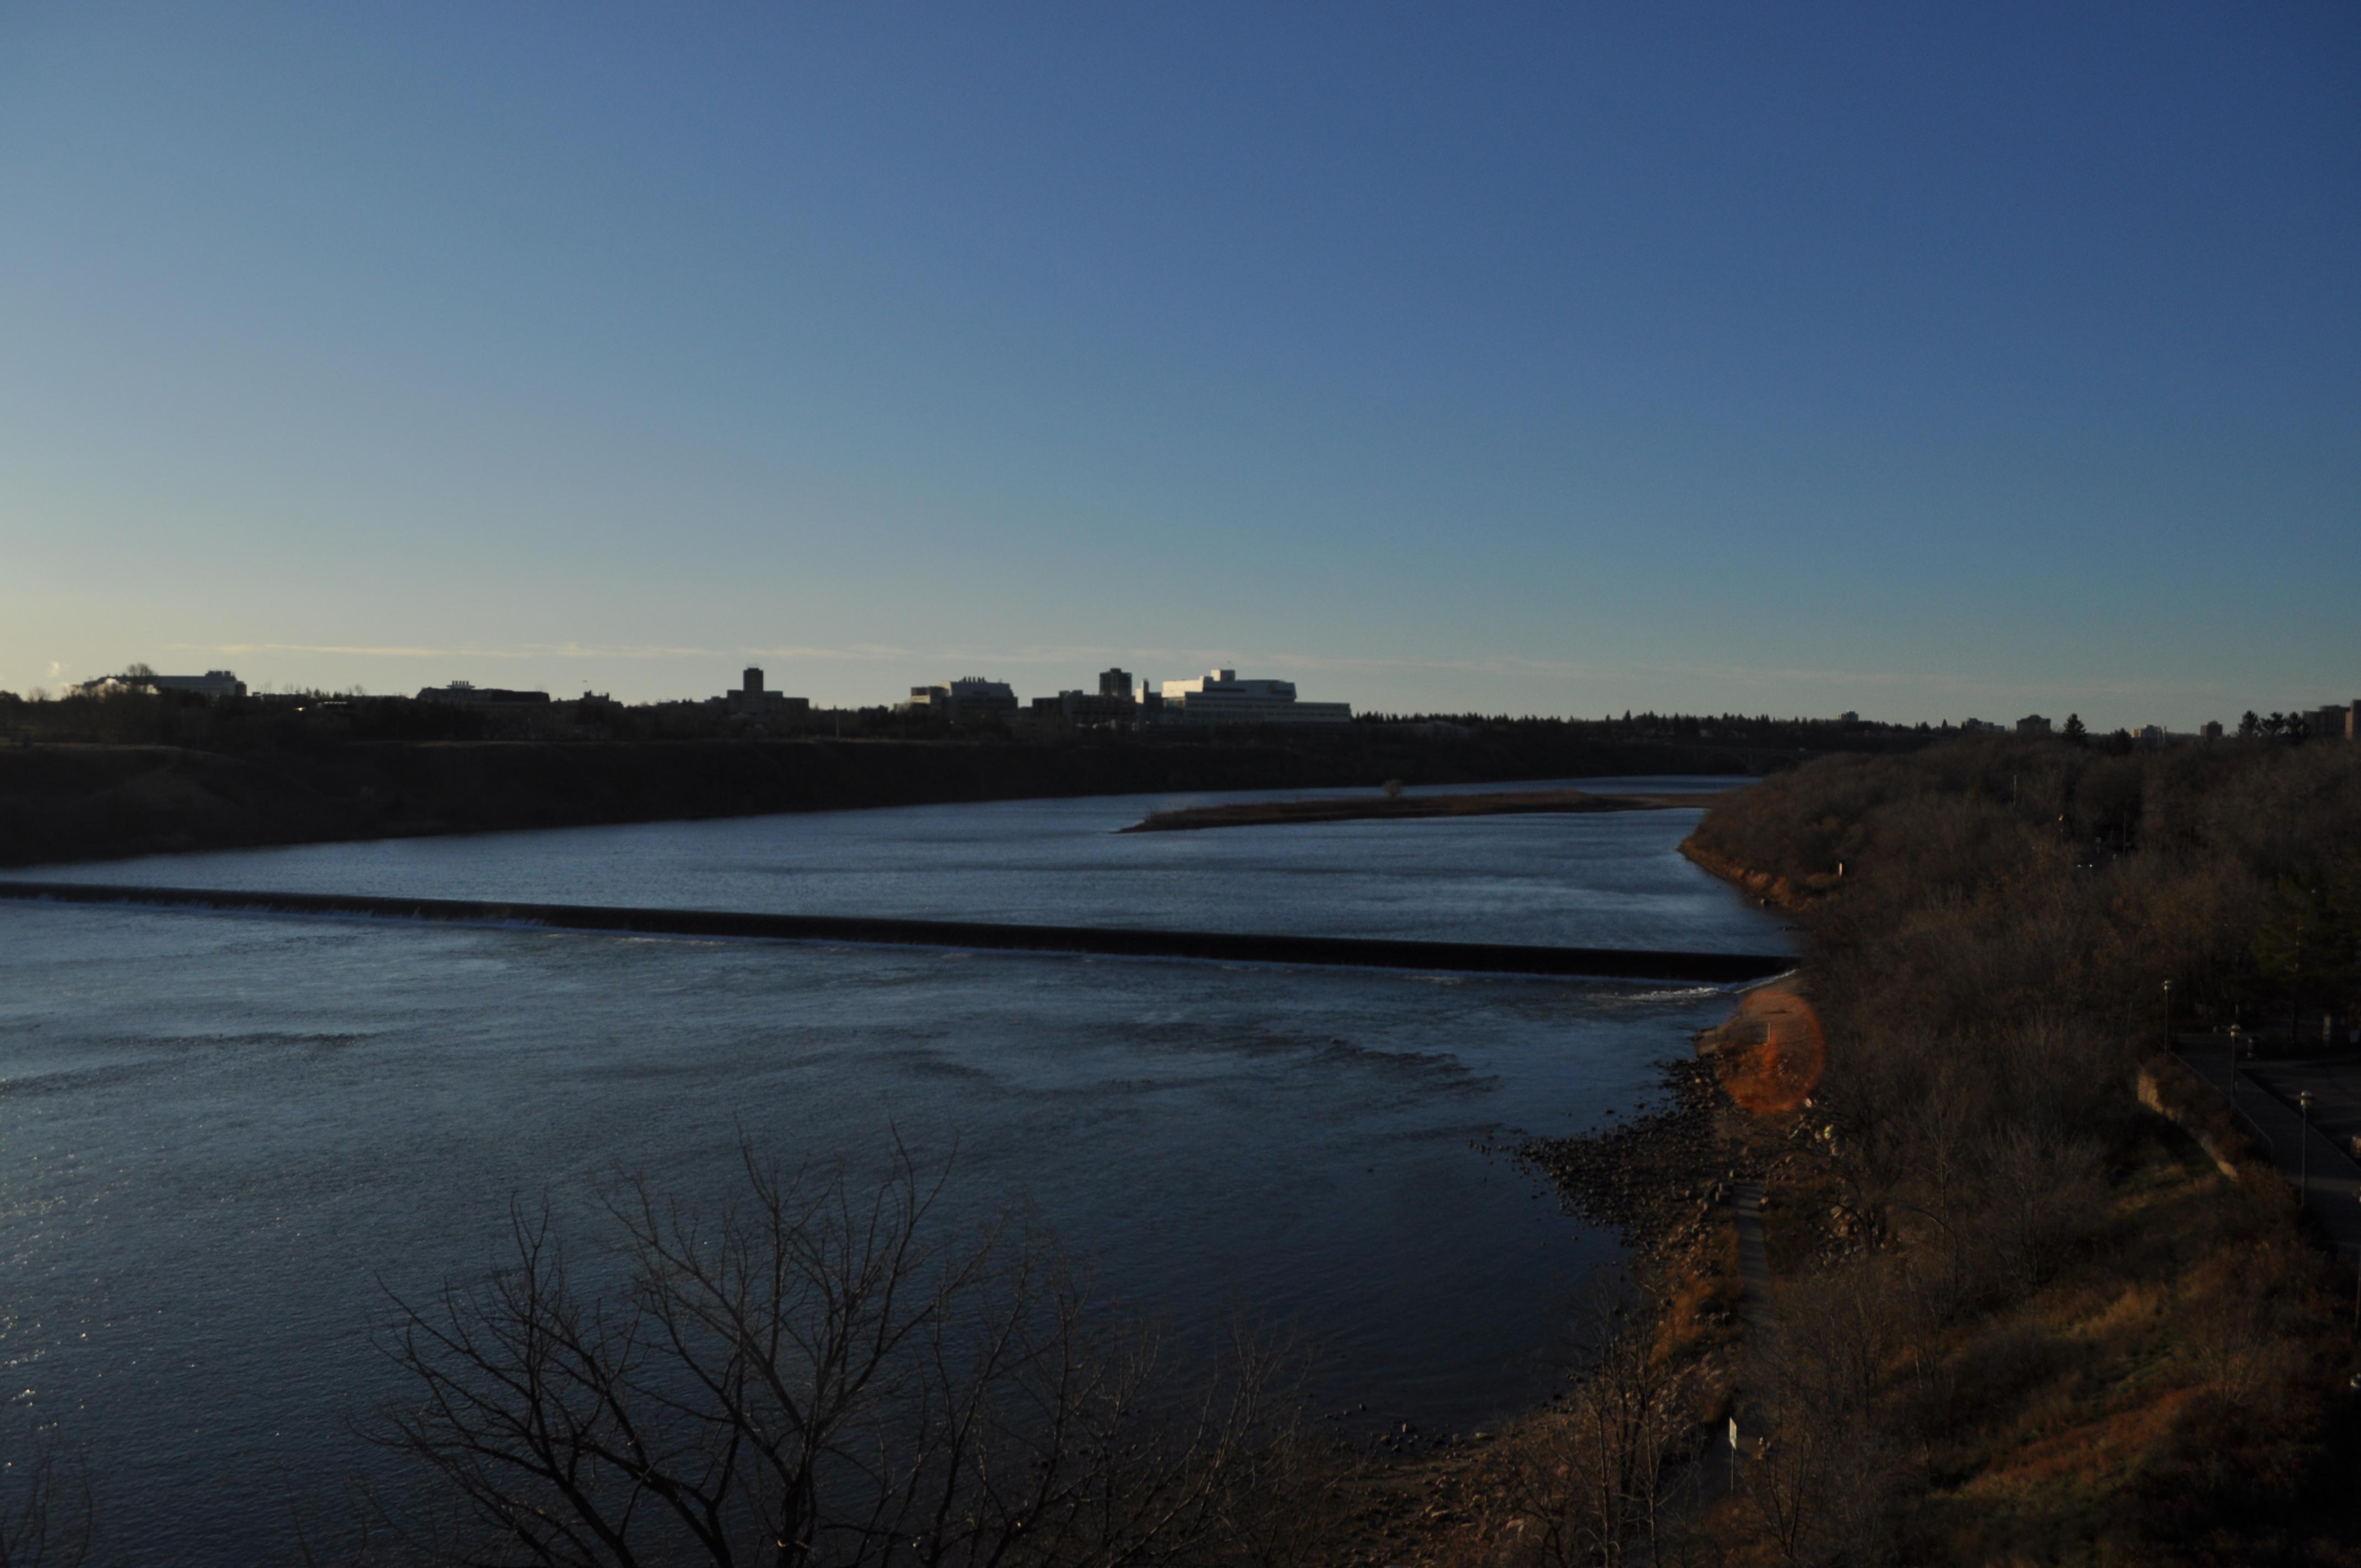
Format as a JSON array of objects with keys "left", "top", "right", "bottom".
[{"left": 0, "top": 720, "right": 1913, "bottom": 869}]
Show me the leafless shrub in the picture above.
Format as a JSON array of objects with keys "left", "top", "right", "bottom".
[
  {"left": 360, "top": 1142, "right": 1314, "bottom": 1568},
  {"left": 1733, "top": 1397, "right": 1892, "bottom": 1568},
  {"left": 1497, "top": 1288, "right": 1701, "bottom": 1568},
  {"left": 1979, "top": 1124, "right": 2104, "bottom": 1293},
  {"left": 1736, "top": 1270, "right": 1906, "bottom": 1568}
]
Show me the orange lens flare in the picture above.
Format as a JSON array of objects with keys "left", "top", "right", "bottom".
[{"left": 1716, "top": 990, "right": 1826, "bottom": 1116}]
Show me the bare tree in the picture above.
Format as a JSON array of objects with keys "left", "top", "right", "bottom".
[
  {"left": 1500, "top": 1288, "right": 1698, "bottom": 1568},
  {"left": 1979, "top": 1125, "right": 2102, "bottom": 1293},
  {"left": 0, "top": 1427, "right": 95, "bottom": 1568},
  {"left": 1736, "top": 1337, "right": 1897, "bottom": 1566},
  {"left": 365, "top": 1142, "right": 1310, "bottom": 1568}
]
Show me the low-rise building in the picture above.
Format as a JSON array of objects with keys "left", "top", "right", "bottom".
[
  {"left": 1031, "top": 668, "right": 1139, "bottom": 727},
  {"left": 417, "top": 680, "right": 550, "bottom": 708},
  {"left": 74, "top": 668, "right": 247, "bottom": 701},
  {"left": 722, "top": 667, "right": 809, "bottom": 719},
  {"left": 902, "top": 678, "right": 1019, "bottom": 725},
  {"left": 1156, "top": 669, "right": 1351, "bottom": 726},
  {"left": 2015, "top": 714, "right": 2052, "bottom": 736},
  {"left": 1032, "top": 690, "right": 1134, "bottom": 726}
]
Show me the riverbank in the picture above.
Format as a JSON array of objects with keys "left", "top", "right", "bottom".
[
  {"left": 1119, "top": 786, "right": 1724, "bottom": 833},
  {"left": 1339, "top": 736, "right": 2361, "bottom": 1566},
  {"left": 1313, "top": 1024, "right": 1766, "bottom": 1567},
  {"left": 1648, "top": 742, "right": 2361, "bottom": 1564},
  {"left": 1331, "top": 941, "right": 2361, "bottom": 1564},
  {"left": 1677, "top": 835, "right": 1823, "bottom": 910}
]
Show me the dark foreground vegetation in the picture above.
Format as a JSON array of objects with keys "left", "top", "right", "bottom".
[
  {"left": 0, "top": 688, "right": 1927, "bottom": 869},
  {"left": 303, "top": 1146, "right": 1331, "bottom": 1568}
]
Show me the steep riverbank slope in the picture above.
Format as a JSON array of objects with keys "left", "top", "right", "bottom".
[
  {"left": 1658, "top": 737, "right": 2361, "bottom": 1564},
  {"left": 1340, "top": 738, "right": 2361, "bottom": 1566}
]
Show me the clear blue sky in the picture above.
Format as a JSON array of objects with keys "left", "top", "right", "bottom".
[{"left": 3, "top": 3, "right": 2354, "bottom": 728}]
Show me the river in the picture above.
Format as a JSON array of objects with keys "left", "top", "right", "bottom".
[{"left": 0, "top": 777, "right": 1783, "bottom": 1564}]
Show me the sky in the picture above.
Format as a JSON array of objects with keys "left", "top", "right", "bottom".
[{"left": 2, "top": 3, "right": 2355, "bottom": 729}]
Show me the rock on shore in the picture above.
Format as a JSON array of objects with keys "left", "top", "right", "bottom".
[{"left": 1517, "top": 1056, "right": 1740, "bottom": 1257}]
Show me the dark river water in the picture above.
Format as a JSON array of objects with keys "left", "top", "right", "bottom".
[{"left": 0, "top": 777, "right": 1785, "bottom": 1564}]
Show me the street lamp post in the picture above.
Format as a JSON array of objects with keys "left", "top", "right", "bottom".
[{"left": 2298, "top": 1089, "right": 2314, "bottom": 1202}]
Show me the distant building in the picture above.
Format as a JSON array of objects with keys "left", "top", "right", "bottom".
[
  {"left": 1033, "top": 688, "right": 1135, "bottom": 726},
  {"left": 2137, "top": 725, "right": 2166, "bottom": 749},
  {"left": 1839, "top": 711, "right": 1859, "bottom": 724},
  {"left": 1157, "top": 669, "right": 1351, "bottom": 726},
  {"left": 1032, "top": 668, "right": 1139, "bottom": 726},
  {"left": 903, "top": 678, "right": 1019, "bottom": 725},
  {"left": 723, "top": 667, "right": 809, "bottom": 720},
  {"left": 417, "top": 680, "right": 550, "bottom": 707},
  {"left": 74, "top": 668, "right": 247, "bottom": 701},
  {"left": 2016, "top": 714, "right": 2053, "bottom": 736},
  {"left": 2201, "top": 720, "right": 2224, "bottom": 742},
  {"left": 1960, "top": 717, "right": 1998, "bottom": 733},
  {"left": 151, "top": 670, "right": 247, "bottom": 700},
  {"left": 2310, "top": 701, "right": 2355, "bottom": 742}
]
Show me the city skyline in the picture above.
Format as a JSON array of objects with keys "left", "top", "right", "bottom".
[
  {"left": 47, "top": 652, "right": 2354, "bottom": 739},
  {"left": 4, "top": 4, "right": 2356, "bottom": 731}
]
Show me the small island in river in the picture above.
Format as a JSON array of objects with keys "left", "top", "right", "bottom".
[{"left": 1118, "top": 785, "right": 1727, "bottom": 832}]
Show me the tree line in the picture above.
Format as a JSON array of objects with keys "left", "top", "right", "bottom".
[{"left": 1660, "top": 733, "right": 2361, "bottom": 1564}]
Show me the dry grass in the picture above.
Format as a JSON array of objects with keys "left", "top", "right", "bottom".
[
  {"left": 1303, "top": 1109, "right": 2358, "bottom": 1568},
  {"left": 1859, "top": 1115, "right": 2356, "bottom": 1566}
]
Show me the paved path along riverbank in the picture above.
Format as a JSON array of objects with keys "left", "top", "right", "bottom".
[
  {"left": 2175, "top": 1035, "right": 2361, "bottom": 1266},
  {"left": 1732, "top": 1182, "right": 1775, "bottom": 1340}
]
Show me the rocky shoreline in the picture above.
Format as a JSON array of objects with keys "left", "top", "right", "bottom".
[
  {"left": 1319, "top": 1038, "right": 1761, "bottom": 1566},
  {"left": 1517, "top": 1053, "right": 1753, "bottom": 1263}
]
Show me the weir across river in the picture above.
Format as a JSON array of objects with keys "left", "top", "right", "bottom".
[{"left": 0, "top": 879, "right": 1791, "bottom": 985}]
